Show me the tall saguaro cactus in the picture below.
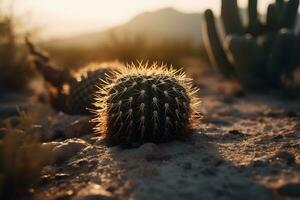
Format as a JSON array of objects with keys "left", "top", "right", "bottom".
[{"left": 202, "top": 0, "right": 300, "bottom": 90}]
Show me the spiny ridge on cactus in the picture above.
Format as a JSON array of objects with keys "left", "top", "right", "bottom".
[
  {"left": 68, "top": 62, "right": 121, "bottom": 115},
  {"left": 202, "top": 0, "right": 300, "bottom": 90},
  {"left": 93, "top": 63, "right": 200, "bottom": 147}
]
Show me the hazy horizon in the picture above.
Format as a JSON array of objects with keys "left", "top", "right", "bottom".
[{"left": 14, "top": 0, "right": 273, "bottom": 40}]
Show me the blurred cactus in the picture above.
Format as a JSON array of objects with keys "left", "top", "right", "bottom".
[
  {"left": 68, "top": 63, "right": 119, "bottom": 115},
  {"left": 94, "top": 63, "right": 200, "bottom": 148},
  {"left": 26, "top": 39, "right": 121, "bottom": 115},
  {"left": 202, "top": 0, "right": 300, "bottom": 90}
]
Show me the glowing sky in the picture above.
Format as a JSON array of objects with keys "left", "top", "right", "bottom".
[{"left": 14, "top": 0, "right": 273, "bottom": 39}]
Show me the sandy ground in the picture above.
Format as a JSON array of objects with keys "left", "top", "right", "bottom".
[{"left": 1, "top": 72, "right": 300, "bottom": 200}]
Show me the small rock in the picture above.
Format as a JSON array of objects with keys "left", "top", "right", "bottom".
[
  {"left": 55, "top": 190, "right": 74, "bottom": 200},
  {"left": 55, "top": 173, "right": 70, "bottom": 180},
  {"left": 42, "top": 141, "right": 63, "bottom": 151},
  {"left": 76, "top": 183, "right": 113, "bottom": 200},
  {"left": 52, "top": 139, "right": 89, "bottom": 164},
  {"left": 275, "top": 151, "right": 295, "bottom": 165},
  {"left": 277, "top": 183, "right": 300, "bottom": 198}
]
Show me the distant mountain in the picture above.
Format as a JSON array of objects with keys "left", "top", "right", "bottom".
[
  {"left": 45, "top": 8, "right": 300, "bottom": 49},
  {"left": 46, "top": 8, "right": 203, "bottom": 48}
]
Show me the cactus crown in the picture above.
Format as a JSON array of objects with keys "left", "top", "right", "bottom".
[{"left": 93, "top": 63, "right": 200, "bottom": 147}]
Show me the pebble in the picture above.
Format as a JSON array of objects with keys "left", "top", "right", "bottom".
[
  {"left": 228, "top": 130, "right": 244, "bottom": 136},
  {"left": 54, "top": 173, "right": 70, "bottom": 180},
  {"left": 52, "top": 139, "right": 89, "bottom": 164},
  {"left": 76, "top": 183, "right": 114, "bottom": 200}
]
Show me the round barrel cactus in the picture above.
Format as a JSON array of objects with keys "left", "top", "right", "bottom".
[{"left": 94, "top": 63, "right": 200, "bottom": 147}]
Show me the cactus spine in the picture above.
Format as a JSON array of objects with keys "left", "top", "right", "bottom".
[
  {"left": 94, "top": 63, "right": 200, "bottom": 147},
  {"left": 202, "top": 0, "right": 300, "bottom": 90}
]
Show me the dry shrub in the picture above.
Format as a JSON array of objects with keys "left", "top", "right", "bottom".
[
  {"left": 0, "top": 110, "right": 52, "bottom": 199},
  {"left": 0, "top": 1, "right": 34, "bottom": 91}
]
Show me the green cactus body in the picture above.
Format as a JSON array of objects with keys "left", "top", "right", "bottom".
[
  {"left": 202, "top": 0, "right": 300, "bottom": 91},
  {"left": 247, "top": 0, "right": 262, "bottom": 36},
  {"left": 267, "top": 30, "right": 299, "bottom": 85},
  {"left": 68, "top": 63, "right": 120, "bottom": 115},
  {"left": 281, "top": 0, "right": 299, "bottom": 29},
  {"left": 203, "top": 10, "right": 236, "bottom": 79},
  {"left": 226, "top": 34, "right": 266, "bottom": 88},
  {"left": 94, "top": 64, "right": 200, "bottom": 147},
  {"left": 221, "top": 0, "right": 243, "bottom": 34}
]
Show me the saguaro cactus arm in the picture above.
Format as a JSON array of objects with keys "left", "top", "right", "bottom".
[
  {"left": 202, "top": 9, "right": 236, "bottom": 78},
  {"left": 247, "top": 0, "right": 262, "bottom": 36},
  {"left": 281, "top": 0, "right": 299, "bottom": 29},
  {"left": 267, "top": 30, "right": 299, "bottom": 84},
  {"left": 221, "top": 0, "right": 243, "bottom": 34},
  {"left": 226, "top": 34, "right": 266, "bottom": 87}
]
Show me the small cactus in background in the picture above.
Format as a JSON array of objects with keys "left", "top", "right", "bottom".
[
  {"left": 94, "top": 63, "right": 200, "bottom": 147},
  {"left": 68, "top": 63, "right": 120, "bottom": 115},
  {"left": 26, "top": 39, "right": 121, "bottom": 115},
  {"left": 202, "top": 0, "right": 300, "bottom": 90}
]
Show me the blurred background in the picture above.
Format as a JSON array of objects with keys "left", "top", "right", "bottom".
[
  {"left": 0, "top": 0, "right": 278, "bottom": 91},
  {"left": 1, "top": 1, "right": 300, "bottom": 199}
]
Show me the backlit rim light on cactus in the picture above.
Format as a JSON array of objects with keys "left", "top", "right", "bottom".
[
  {"left": 74, "top": 61, "right": 122, "bottom": 82},
  {"left": 93, "top": 62, "right": 201, "bottom": 145}
]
